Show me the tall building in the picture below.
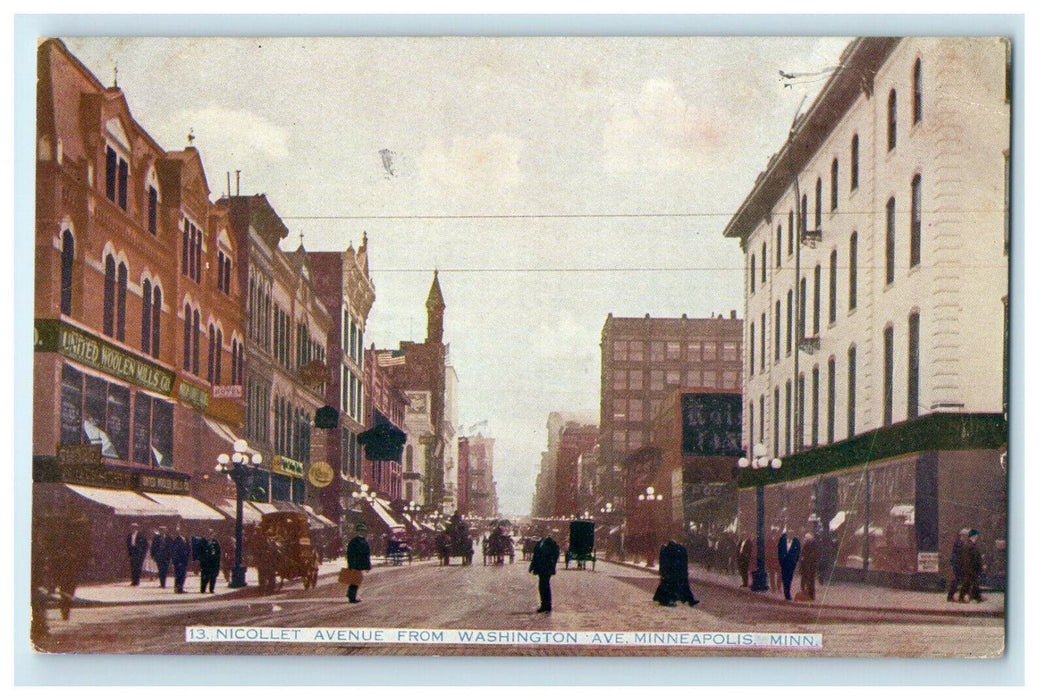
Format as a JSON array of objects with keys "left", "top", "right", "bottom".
[
  {"left": 723, "top": 37, "right": 1010, "bottom": 588},
  {"left": 307, "top": 238, "right": 375, "bottom": 529},
  {"left": 378, "top": 271, "right": 449, "bottom": 510},
  {"left": 362, "top": 344, "right": 409, "bottom": 501},
  {"left": 532, "top": 411, "right": 597, "bottom": 518},
  {"left": 33, "top": 39, "right": 242, "bottom": 580},
  {"left": 553, "top": 423, "right": 599, "bottom": 518},
  {"left": 220, "top": 194, "right": 332, "bottom": 511},
  {"left": 599, "top": 313, "right": 744, "bottom": 490},
  {"left": 462, "top": 434, "right": 498, "bottom": 519}
]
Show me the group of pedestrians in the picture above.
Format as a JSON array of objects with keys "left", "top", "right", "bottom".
[
  {"left": 946, "top": 527, "right": 985, "bottom": 603},
  {"left": 126, "top": 523, "right": 223, "bottom": 594},
  {"left": 735, "top": 532, "right": 819, "bottom": 602}
]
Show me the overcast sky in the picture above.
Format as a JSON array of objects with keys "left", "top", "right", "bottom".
[{"left": 62, "top": 35, "right": 852, "bottom": 515}]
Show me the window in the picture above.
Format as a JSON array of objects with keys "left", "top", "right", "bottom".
[
  {"left": 847, "top": 345, "right": 857, "bottom": 438},
  {"left": 786, "top": 289, "right": 793, "bottom": 354},
  {"left": 629, "top": 341, "right": 643, "bottom": 362},
  {"left": 151, "top": 286, "right": 161, "bottom": 359},
  {"left": 750, "top": 254, "right": 756, "bottom": 294},
  {"left": 722, "top": 341, "right": 739, "bottom": 362},
  {"left": 116, "top": 262, "right": 127, "bottom": 342},
  {"left": 649, "top": 370, "right": 664, "bottom": 392},
  {"left": 801, "top": 194, "right": 808, "bottom": 235},
  {"left": 650, "top": 341, "right": 665, "bottom": 362},
  {"left": 759, "top": 395, "right": 765, "bottom": 443},
  {"left": 811, "top": 366, "right": 820, "bottom": 447},
  {"left": 147, "top": 186, "right": 158, "bottom": 234},
  {"left": 182, "top": 219, "right": 202, "bottom": 283},
  {"left": 217, "top": 251, "right": 225, "bottom": 293},
  {"left": 613, "top": 369, "right": 627, "bottom": 391},
  {"left": 141, "top": 280, "right": 152, "bottom": 354},
  {"left": 827, "top": 358, "right": 836, "bottom": 444},
  {"left": 851, "top": 135, "right": 860, "bottom": 190},
  {"left": 687, "top": 342, "right": 702, "bottom": 361},
  {"left": 105, "top": 145, "right": 129, "bottom": 210},
  {"left": 628, "top": 399, "right": 643, "bottom": 422},
  {"left": 208, "top": 324, "right": 216, "bottom": 383},
  {"left": 829, "top": 250, "right": 838, "bottom": 324},
  {"left": 887, "top": 89, "right": 898, "bottom": 151},
  {"left": 776, "top": 225, "right": 782, "bottom": 268},
  {"left": 797, "top": 374, "right": 805, "bottom": 451},
  {"left": 761, "top": 242, "right": 767, "bottom": 284},
  {"left": 628, "top": 369, "right": 643, "bottom": 390},
  {"left": 813, "top": 265, "right": 821, "bottom": 336},
  {"left": 774, "top": 300, "right": 781, "bottom": 362},
  {"left": 192, "top": 308, "right": 200, "bottom": 375},
  {"left": 785, "top": 381, "right": 792, "bottom": 456},
  {"left": 702, "top": 342, "right": 717, "bottom": 361},
  {"left": 886, "top": 198, "right": 896, "bottom": 285},
  {"left": 799, "top": 277, "right": 807, "bottom": 341},
  {"left": 912, "top": 58, "right": 923, "bottom": 124},
  {"left": 61, "top": 230, "right": 74, "bottom": 315},
  {"left": 103, "top": 255, "right": 115, "bottom": 337},
  {"left": 749, "top": 322, "right": 755, "bottom": 376},
  {"left": 849, "top": 232, "right": 858, "bottom": 310},
  {"left": 666, "top": 342, "right": 681, "bottom": 361},
  {"left": 910, "top": 174, "right": 922, "bottom": 267},
  {"left": 788, "top": 211, "right": 794, "bottom": 256},
  {"left": 613, "top": 340, "right": 627, "bottom": 362},
  {"left": 815, "top": 177, "right": 822, "bottom": 230},
  {"left": 760, "top": 313, "right": 766, "bottom": 372},
  {"left": 883, "top": 325, "right": 894, "bottom": 425},
  {"left": 214, "top": 328, "right": 223, "bottom": 385},
  {"left": 830, "top": 159, "right": 839, "bottom": 211},
  {"left": 908, "top": 312, "right": 920, "bottom": 419},
  {"left": 183, "top": 304, "right": 192, "bottom": 370},
  {"left": 773, "top": 387, "right": 780, "bottom": 455}
]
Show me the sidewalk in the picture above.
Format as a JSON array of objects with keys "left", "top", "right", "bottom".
[{"left": 609, "top": 556, "right": 1005, "bottom": 618}]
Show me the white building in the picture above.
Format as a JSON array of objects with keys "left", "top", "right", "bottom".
[{"left": 723, "top": 38, "right": 1010, "bottom": 589}]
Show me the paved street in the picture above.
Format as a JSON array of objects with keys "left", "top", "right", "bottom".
[{"left": 33, "top": 555, "right": 1004, "bottom": 658}]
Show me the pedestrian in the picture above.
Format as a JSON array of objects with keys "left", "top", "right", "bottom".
[
  {"left": 653, "top": 540, "right": 699, "bottom": 607},
  {"left": 777, "top": 532, "right": 801, "bottom": 601},
  {"left": 736, "top": 536, "right": 754, "bottom": 588},
  {"left": 150, "top": 525, "right": 170, "bottom": 588},
  {"left": 529, "top": 534, "right": 560, "bottom": 613},
  {"left": 345, "top": 523, "right": 372, "bottom": 603},
  {"left": 169, "top": 526, "right": 191, "bottom": 594},
  {"left": 765, "top": 531, "right": 782, "bottom": 593},
  {"left": 946, "top": 527, "right": 969, "bottom": 602},
  {"left": 958, "top": 529, "right": 984, "bottom": 603},
  {"left": 797, "top": 533, "right": 818, "bottom": 601},
  {"left": 198, "top": 529, "right": 221, "bottom": 594},
  {"left": 126, "top": 522, "right": 149, "bottom": 586}
]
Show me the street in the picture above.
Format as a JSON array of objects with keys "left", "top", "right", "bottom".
[{"left": 34, "top": 556, "right": 1004, "bottom": 658}]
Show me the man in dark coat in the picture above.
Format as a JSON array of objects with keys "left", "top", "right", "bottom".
[
  {"left": 169, "top": 526, "right": 191, "bottom": 594},
  {"left": 529, "top": 535, "right": 560, "bottom": 613},
  {"left": 126, "top": 523, "right": 149, "bottom": 586},
  {"left": 198, "top": 529, "right": 222, "bottom": 594},
  {"left": 736, "top": 537, "right": 754, "bottom": 588},
  {"left": 653, "top": 540, "right": 699, "bottom": 607},
  {"left": 958, "top": 529, "right": 984, "bottom": 603},
  {"left": 797, "top": 533, "right": 818, "bottom": 601},
  {"left": 777, "top": 532, "right": 801, "bottom": 601},
  {"left": 150, "top": 526, "right": 170, "bottom": 588},
  {"left": 345, "top": 523, "right": 372, "bottom": 603},
  {"left": 946, "top": 527, "right": 969, "bottom": 602}
]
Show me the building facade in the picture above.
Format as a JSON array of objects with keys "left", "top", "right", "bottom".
[
  {"left": 33, "top": 39, "right": 243, "bottom": 581},
  {"left": 462, "top": 434, "right": 498, "bottom": 519},
  {"left": 723, "top": 37, "right": 1010, "bottom": 588}
]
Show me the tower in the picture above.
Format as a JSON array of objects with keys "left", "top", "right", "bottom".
[{"left": 426, "top": 270, "right": 445, "bottom": 345}]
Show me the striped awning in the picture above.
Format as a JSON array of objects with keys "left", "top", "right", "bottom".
[
  {"left": 66, "top": 484, "right": 176, "bottom": 517},
  {"left": 143, "top": 492, "right": 226, "bottom": 521}
]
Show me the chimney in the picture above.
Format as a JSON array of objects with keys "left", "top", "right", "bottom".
[{"left": 730, "top": 310, "right": 737, "bottom": 319}]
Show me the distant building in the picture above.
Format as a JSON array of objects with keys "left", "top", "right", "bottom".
[
  {"left": 553, "top": 423, "right": 599, "bottom": 518},
  {"left": 362, "top": 344, "right": 409, "bottom": 501},
  {"left": 462, "top": 434, "right": 498, "bottom": 519},
  {"left": 723, "top": 37, "right": 1010, "bottom": 588}
]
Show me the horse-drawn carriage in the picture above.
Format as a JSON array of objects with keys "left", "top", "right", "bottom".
[
  {"left": 482, "top": 526, "right": 514, "bottom": 566},
  {"left": 385, "top": 527, "right": 413, "bottom": 566},
  {"left": 254, "top": 512, "right": 319, "bottom": 594},
  {"left": 437, "top": 515, "right": 473, "bottom": 566},
  {"left": 564, "top": 519, "right": 596, "bottom": 570}
]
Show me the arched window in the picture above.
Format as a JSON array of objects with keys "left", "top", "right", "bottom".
[
  {"left": 912, "top": 58, "right": 923, "bottom": 124},
  {"left": 116, "top": 261, "right": 127, "bottom": 341},
  {"left": 886, "top": 197, "right": 896, "bottom": 285},
  {"left": 851, "top": 134, "right": 860, "bottom": 190},
  {"left": 147, "top": 186, "right": 158, "bottom": 234},
  {"left": 908, "top": 312, "right": 921, "bottom": 419},
  {"left": 847, "top": 345, "right": 857, "bottom": 438},
  {"left": 849, "top": 232, "right": 858, "bottom": 310},
  {"left": 910, "top": 174, "right": 922, "bottom": 267},
  {"left": 60, "top": 230, "right": 74, "bottom": 315},
  {"left": 103, "top": 254, "right": 116, "bottom": 337},
  {"left": 801, "top": 193, "right": 808, "bottom": 234},
  {"left": 192, "top": 308, "right": 201, "bottom": 375},
  {"left": 207, "top": 323, "right": 216, "bottom": 383},
  {"left": 829, "top": 249, "right": 838, "bottom": 324},
  {"left": 887, "top": 89, "right": 898, "bottom": 151},
  {"left": 883, "top": 325, "right": 894, "bottom": 425},
  {"left": 830, "top": 159, "right": 839, "bottom": 211},
  {"left": 811, "top": 365, "right": 820, "bottom": 447},
  {"left": 776, "top": 225, "right": 782, "bottom": 268},
  {"left": 813, "top": 264, "right": 821, "bottom": 335},
  {"left": 827, "top": 357, "right": 836, "bottom": 444},
  {"left": 183, "top": 303, "right": 192, "bottom": 370},
  {"left": 788, "top": 211, "right": 794, "bottom": 256},
  {"left": 815, "top": 177, "right": 822, "bottom": 229},
  {"left": 215, "top": 328, "right": 223, "bottom": 385},
  {"left": 151, "top": 287, "right": 161, "bottom": 358},
  {"left": 141, "top": 279, "right": 153, "bottom": 353}
]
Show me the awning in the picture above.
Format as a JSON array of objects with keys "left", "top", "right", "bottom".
[
  {"left": 368, "top": 498, "right": 400, "bottom": 530},
  {"left": 210, "top": 498, "right": 263, "bottom": 525},
  {"left": 829, "top": 510, "right": 847, "bottom": 532},
  {"left": 251, "top": 501, "right": 279, "bottom": 515},
  {"left": 202, "top": 416, "right": 262, "bottom": 458},
  {"left": 66, "top": 484, "right": 177, "bottom": 517},
  {"left": 853, "top": 524, "right": 885, "bottom": 537},
  {"left": 890, "top": 504, "right": 915, "bottom": 525},
  {"left": 139, "top": 492, "right": 225, "bottom": 521},
  {"left": 302, "top": 505, "right": 337, "bottom": 528}
]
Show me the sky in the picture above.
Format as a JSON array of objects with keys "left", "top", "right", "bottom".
[{"left": 61, "top": 35, "right": 852, "bottom": 515}]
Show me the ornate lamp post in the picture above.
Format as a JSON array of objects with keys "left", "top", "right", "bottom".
[
  {"left": 215, "top": 439, "right": 263, "bottom": 588},
  {"left": 637, "top": 486, "right": 664, "bottom": 566},
  {"left": 737, "top": 442, "right": 781, "bottom": 592}
]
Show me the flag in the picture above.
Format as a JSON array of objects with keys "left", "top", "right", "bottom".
[{"left": 377, "top": 350, "right": 407, "bottom": 367}]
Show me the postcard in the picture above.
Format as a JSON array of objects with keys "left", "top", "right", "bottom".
[{"left": 28, "top": 34, "right": 1010, "bottom": 659}]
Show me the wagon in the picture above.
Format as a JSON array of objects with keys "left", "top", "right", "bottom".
[
  {"left": 482, "top": 527, "right": 514, "bottom": 566},
  {"left": 564, "top": 519, "right": 596, "bottom": 570},
  {"left": 385, "top": 527, "right": 413, "bottom": 566},
  {"left": 437, "top": 517, "right": 474, "bottom": 566},
  {"left": 254, "top": 512, "right": 320, "bottom": 594}
]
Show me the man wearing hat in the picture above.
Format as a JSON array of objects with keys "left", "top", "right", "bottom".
[
  {"left": 958, "top": 528, "right": 985, "bottom": 603},
  {"left": 150, "top": 525, "right": 171, "bottom": 588},
  {"left": 344, "top": 523, "right": 372, "bottom": 603},
  {"left": 126, "top": 523, "right": 149, "bottom": 586}
]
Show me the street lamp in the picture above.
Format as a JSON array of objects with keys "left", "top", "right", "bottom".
[
  {"left": 737, "top": 442, "right": 781, "bottom": 593},
  {"left": 637, "top": 486, "right": 664, "bottom": 566},
  {"left": 215, "top": 439, "right": 263, "bottom": 588}
]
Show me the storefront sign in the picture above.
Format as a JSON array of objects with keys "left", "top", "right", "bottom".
[
  {"left": 917, "top": 551, "right": 940, "bottom": 573},
  {"left": 212, "top": 385, "right": 243, "bottom": 400},
  {"left": 139, "top": 473, "right": 191, "bottom": 494},
  {"left": 35, "top": 319, "right": 175, "bottom": 395},
  {"left": 178, "top": 379, "right": 210, "bottom": 411},
  {"left": 308, "top": 461, "right": 334, "bottom": 488},
  {"left": 57, "top": 443, "right": 103, "bottom": 467},
  {"left": 273, "top": 455, "right": 305, "bottom": 478}
]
